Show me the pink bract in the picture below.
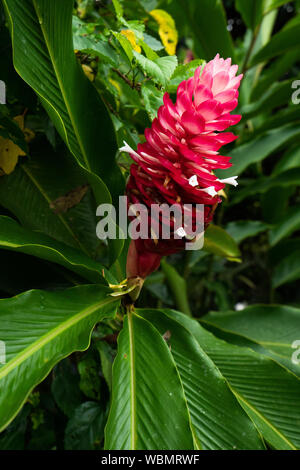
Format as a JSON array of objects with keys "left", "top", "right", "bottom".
[{"left": 123, "top": 54, "right": 243, "bottom": 280}]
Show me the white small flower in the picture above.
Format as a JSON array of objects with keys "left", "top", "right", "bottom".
[
  {"left": 119, "top": 140, "right": 140, "bottom": 160},
  {"left": 219, "top": 176, "right": 238, "bottom": 187},
  {"left": 175, "top": 227, "right": 187, "bottom": 238},
  {"left": 202, "top": 186, "right": 218, "bottom": 197},
  {"left": 235, "top": 302, "right": 248, "bottom": 311},
  {"left": 188, "top": 175, "right": 198, "bottom": 187}
]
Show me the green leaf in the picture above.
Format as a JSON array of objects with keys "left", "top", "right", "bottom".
[
  {"left": 3, "top": 0, "right": 124, "bottom": 204},
  {"left": 143, "top": 32, "right": 163, "bottom": 51},
  {"left": 203, "top": 224, "right": 241, "bottom": 261},
  {"left": 164, "top": 309, "right": 300, "bottom": 450},
  {"left": 113, "top": 31, "right": 134, "bottom": 62},
  {"left": 78, "top": 352, "right": 102, "bottom": 400},
  {"left": 0, "top": 285, "right": 119, "bottom": 432},
  {"left": 218, "top": 124, "right": 300, "bottom": 178},
  {"left": 65, "top": 401, "right": 106, "bottom": 450},
  {"left": 141, "top": 82, "right": 164, "bottom": 120},
  {"left": 250, "top": 23, "right": 300, "bottom": 66},
  {"left": 202, "top": 304, "right": 300, "bottom": 376},
  {"left": 273, "top": 146, "right": 300, "bottom": 176},
  {"left": 161, "top": 259, "right": 191, "bottom": 315},
  {"left": 133, "top": 51, "right": 178, "bottom": 87},
  {"left": 272, "top": 251, "right": 300, "bottom": 288},
  {"left": 73, "top": 30, "right": 118, "bottom": 67},
  {"left": 96, "top": 341, "right": 114, "bottom": 392},
  {"left": 269, "top": 206, "right": 300, "bottom": 246},
  {"left": 0, "top": 216, "right": 106, "bottom": 284},
  {"left": 105, "top": 311, "right": 194, "bottom": 450},
  {"left": 251, "top": 50, "right": 300, "bottom": 101},
  {"left": 51, "top": 359, "right": 81, "bottom": 417},
  {"left": 174, "top": 0, "right": 235, "bottom": 61},
  {"left": 167, "top": 59, "right": 205, "bottom": 93},
  {"left": 225, "top": 220, "right": 268, "bottom": 244},
  {"left": 138, "top": 308, "right": 265, "bottom": 450},
  {"left": 0, "top": 148, "right": 100, "bottom": 258},
  {"left": 241, "top": 76, "right": 300, "bottom": 119},
  {"left": 235, "top": 0, "right": 265, "bottom": 30},
  {"left": 265, "top": 0, "right": 294, "bottom": 12},
  {"left": 231, "top": 168, "right": 300, "bottom": 205}
]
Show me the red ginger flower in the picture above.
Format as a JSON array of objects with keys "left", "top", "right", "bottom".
[{"left": 121, "top": 54, "right": 243, "bottom": 280}]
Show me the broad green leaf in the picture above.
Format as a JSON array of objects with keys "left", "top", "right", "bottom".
[
  {"left": 272, "top": 251, "right": 300, "bottom": 288},
  {"left": 133, "top": 51, "right": 178, "bottom": 87},
  {"left": 235, "top": 0, "right": 265, "bottom": 30},
  {"left": 164, "top": 309, "right": 300, "bottom": 450},
  {"left": 105, "top": 312, "right": 194, "bottom": 450},
  {"left": 143, "top": 32, "right": 163, "bottom": 51},
  {"left": 161, "top": 259, "right": 191, "bottom": 315},
  {"left": 0, "top": 285, "right": 119, "bottom": 432},
  {"left": 202, "top": 304, "right": 300, "bottom": 376},
  {"left": 242, "top": 76, "right": 299, "bottom": 118},
  {"left": 225, "top": 220, "right": 268, "bottom": 244},
  {"left": 265, "top": 0, "right": 295, "bottom": 12},
  {"left": 173, "top": 0, "right": 235, "bottom": 61},
  {"left": 0, "top": 216, "right": 106, "bottom": 284},
  {"left": 231, "top": 168, "right": 300, "bottom": 204},
  {"left": 203, "top": 224, "right": 241, "bottom": 261},
  {"left": 270, "top": 238, "right": 300, "bottom": 266},
  {"left": 0, "top": 147, "right": 100, "bottom": 257},
  {"left": 269, "top": 206, "right": 300, "bottom": 246},
  {"left": 138, "top": 308, "right": 265, "bottom": 450},
  {"left": 112, "top": 0, "right": 124, "bottom": 19},
  {"left": 273, "top": 146, "right": 300, "bottom": 176},
  {"left": 254, "top": 106, "right": 300, "bottom": 135},
  {"left": 217, "top": 124, "right": 300, "bottom": 178},
  {"left": 141, "top": 82, "right": 164, "bottom": 120},
  {"left": 3, "top": 0, "right": 124, "bottom": 204},
  {"left": 113, "top": 31, "right": 135, "bottom": 61},
  {"left": 250, "top": 23, "right": 300, "bottom": 66},
  {"left": 65, "top": 401, "right": 106, "bottom": 450},
  {"left": 251, "top": 50, "right": 300, "bottom": 100}
]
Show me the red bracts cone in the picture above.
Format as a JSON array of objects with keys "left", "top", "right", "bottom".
[{"left": 122, "top": 54, "right": 243, "bottom": 280}]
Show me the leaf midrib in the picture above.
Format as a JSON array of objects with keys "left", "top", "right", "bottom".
[
  {"left": 32, "top": 0, "right": 91, "bottom": 172},
  {"left": 0, "top": 295, "right": 116, "bottom": 380},
  {"left": 128, "top": 312, "right": 137, "bottom": 450},
  {"left": 21, "top": 164, "right": 90, "bottom": 256}
]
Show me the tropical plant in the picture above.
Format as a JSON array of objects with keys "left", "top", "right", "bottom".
[{"left": 0, "top": 0, "right": 300, "bottom": 451}]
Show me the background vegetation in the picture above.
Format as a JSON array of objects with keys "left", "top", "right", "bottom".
[{"left": 0, "top": 0, "right": 300, "bottom": 450}]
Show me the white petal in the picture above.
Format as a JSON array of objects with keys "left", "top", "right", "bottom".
[
  {"left": 219, "top": 176, "right": 238, "bottom": 187},
  {"left": 119, "top": 140, "right": 140, "bottom": 159},
  {"left": 202, "top": 186, "right": 218, "bottom": 197},
  {"left": 175, "top": 227, "right": 187, "bottom": 238},
  {"left": 235, "top": 302, "right": 248, "bottom": 311},
  {"left": 188, "top": 175, "right": 198, "bottom": 187}
]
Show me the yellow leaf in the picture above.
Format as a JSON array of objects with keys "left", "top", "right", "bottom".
[
  {"left": 109, "top": 78, "right": 122, "bottom": 95},
  {"left": 82, "top": 64, "right": 95, "bottom": 82},
  {"left": 0, "top": 115, "right": 31, "bottom": 175},
  {"left": 150, "top": 9, "right": 178, "bottom": 56},
  {"left": 121, "top": 29, "right": 141, "bottom": 53}
]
